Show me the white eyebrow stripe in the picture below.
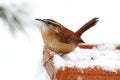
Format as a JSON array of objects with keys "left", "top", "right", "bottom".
[
  {"left": 48, "top": 20, "right": 63, "bottom": 28},
  {"left": 43, "top": 19, "right": 64, "bottom": 29}
]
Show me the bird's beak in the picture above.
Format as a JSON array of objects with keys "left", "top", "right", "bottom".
[
  {"left": 35, "top": 18, "right": 45, "bottom": 25},
  {"left": 35, "top": 19, "right": 47, "bottom": 24},
  {"left": 35, "top": 18, "right": 43, "bottom": 21},
  {"left": 35, "top": 19, "right": 45, "bottom": 29}
]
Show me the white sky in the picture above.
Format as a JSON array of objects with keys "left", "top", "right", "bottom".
[{"left": 0, "top": 0, "right": 120, "bottom": 80}]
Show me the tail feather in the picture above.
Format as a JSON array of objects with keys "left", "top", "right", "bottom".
[{"left": 75, "top": 17, "right": 99, "bottom": 37}]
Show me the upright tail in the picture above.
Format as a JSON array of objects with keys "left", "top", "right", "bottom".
[{"left": 75, "top": 17, "right": 99, "bottom": 38}]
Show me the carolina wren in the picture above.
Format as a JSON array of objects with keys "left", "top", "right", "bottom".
[{"left": 35, "top": 18, "right": 99, "bottom": 55}]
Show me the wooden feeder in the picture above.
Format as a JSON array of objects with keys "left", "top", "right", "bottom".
[{"left": 43, "top": 44, "right": 120, "bottom": 80}]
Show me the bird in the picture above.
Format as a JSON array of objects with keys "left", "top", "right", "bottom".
[{"left": 35, "top": 18, "right": 99, "bottom": 55}]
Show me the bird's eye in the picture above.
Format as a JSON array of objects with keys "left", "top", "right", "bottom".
[
  {"left": 47, "top": 22, "right": 51, "bottom": 24},
  {"left": 47, "top": 22, "right": 52, "bottom": 27}
]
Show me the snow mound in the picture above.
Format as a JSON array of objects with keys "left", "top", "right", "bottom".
[{"left": 53, "top": 44, "right": 120, "bottom": 72}]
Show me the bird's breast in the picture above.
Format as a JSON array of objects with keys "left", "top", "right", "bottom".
[{"left": 41, "top": 30, "right": 76, "bottom": 53}]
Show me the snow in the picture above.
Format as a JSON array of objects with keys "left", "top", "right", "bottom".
[{"left": 53, "top": 44, "right": 120, "bottom": 72}]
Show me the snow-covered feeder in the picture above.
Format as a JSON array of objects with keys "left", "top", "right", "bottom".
[{"left": 43, "top": 44, "right": 120, "bottom": 80}]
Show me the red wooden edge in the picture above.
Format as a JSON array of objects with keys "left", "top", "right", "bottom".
[
  {"left": 43, "top": 44, "right": 120, "bottom": 80},
  {"left": 78, "top": 43, "right": 120, "bottom": 50}
]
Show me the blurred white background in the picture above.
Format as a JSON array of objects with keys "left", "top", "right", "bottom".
[{"left": 0, "top": 0, "right": 120, "bottom": 80}]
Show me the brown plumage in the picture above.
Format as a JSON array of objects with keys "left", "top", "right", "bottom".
[
  {"left": 75, "top": 17, "right": 99, "bottom": 37},
  {"left": 35, "top": 18, "right": 99, "bottom": 55}
]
